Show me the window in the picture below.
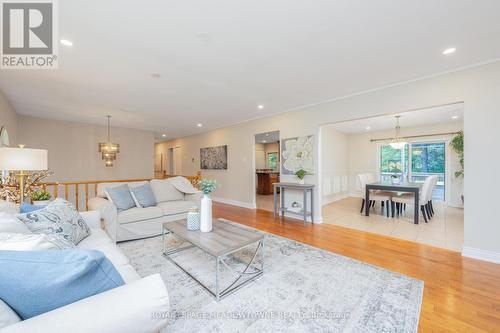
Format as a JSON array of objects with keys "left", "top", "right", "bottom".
[
  {"left": 267, "top": 152, "right": 278, "bottom": 171},
  {"left": 380, "top": 141, "right": 446, "bottom": 201}
]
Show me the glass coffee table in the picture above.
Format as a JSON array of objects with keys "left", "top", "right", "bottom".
[{"left": 162, "top": 219, "right": 264, "bottom": 301}]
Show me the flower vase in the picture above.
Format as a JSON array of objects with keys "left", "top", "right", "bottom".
[
  {"left": 200, "top": 194, "right": 212, "bottom": 232},
  {"left": 298, "top": 179, "right": 305, "bottom": 185}
]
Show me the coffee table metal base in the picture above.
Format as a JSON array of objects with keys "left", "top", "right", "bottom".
[{"left": 162, "top": 230, "right": 264, "bottom": 301}]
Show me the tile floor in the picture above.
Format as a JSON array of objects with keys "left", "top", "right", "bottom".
[
  {"left": 322, "top": 197, "right": 464, "bottom": 252},
  {"left": 255, "top": 193, "right": 463, "bottom": 252},
  {"left": 256, "top": 194, "right": 276, "bottom": 211}
]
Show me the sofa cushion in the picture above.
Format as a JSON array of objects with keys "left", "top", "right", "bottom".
[
  {"left": 115, "top": 264, "right": 141, "bottom": 283},
  {"left": 117, "top": 206, "right": 164, "bottom": 225},
  {"left": 20, "top": 202, "right": 46, "bottom": 213},
  {"left": 105, "top": 184, "right": 137, "bottom": 212},
  {"left": 0, "top": 299, "right": 20, "bottom": 329},
  {"left": 77, "top": 229, "right": 130, "bottom": 267},
  {"left": 130, "top": 183, "right": 157, "bottom": 208},
  {"left": 150, "top": 179, "right": 184, "bottom": 203},
  {"left": 96, "top": 181, "right": 148, "bottom": 198},
  {"left": 76, "top": 228, "right": 113, "bottom": 248},
  {"left": 0, "top": 250, "right": 125, "bottom": 320},
  {"left": 0, "top": 212, "right": 31, "bottom": 234},
  {"left": 17, "top": 198, "right": 91, "bottom": 245},
  {"left": 0, "top": 200, "right": 19, "bottom": 214},
  {"left": 157, "top": 200, "right": 196, "bottom": 216},
  {"left": 0, "top": 233, "right": 75, "bottom": 251}
]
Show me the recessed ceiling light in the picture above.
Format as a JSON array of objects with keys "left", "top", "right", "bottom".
[
  {"left": 161, "top": 134, "right": 166, "bottom": 137},
  {"left": 265, "top": 133, "right": 269, "bottom": 136},
  {"left": 452, "top": 115, "right": 459, "bottom": 119},
  {"left": 197, "top": 123, "right": 202, "bottom": 127},
  {"left": 60, "top": 39, "right": 73, "bottom": 47},
  {"left": 262, "top": 140, "right": 267, "bottom": 143},
  {"left": 150, "top": 73, "right": 161, "bottom": 78},
  {"left": 257, "top": 105, "right": 264, "bottom": 109},
  {"left": 365, "top": 126, "right": 371, "bottom": 130},
  {"left": 442, "top": 47, "right": 456, "bottom": 55}
]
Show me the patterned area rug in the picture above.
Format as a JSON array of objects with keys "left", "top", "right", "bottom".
[{"left": 118, "top": 220, "right": 423, "bottom": 332}]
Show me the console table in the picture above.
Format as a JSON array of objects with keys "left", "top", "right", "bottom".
[{"left": 273, "top": 182, "right": 314, "bottom": 223}]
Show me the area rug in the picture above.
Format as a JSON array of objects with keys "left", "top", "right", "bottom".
[{"left": 118, "top": 220, "right": 423, "bottom": 333}]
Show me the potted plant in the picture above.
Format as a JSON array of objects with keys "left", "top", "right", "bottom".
[
  {"left": 198, "top": 179, "right": 218, "bottom": 232},
  {"left": 30, "top": 189, "right": 51, "bottom": 206},
  {"left": 450, "top": 131, "right": 464, "bottom": 203},
  {"left": 388, "top": 162, "right": 402, "bottom": 184},
  {"left": 295, "top": 169, "right": 306, "bottom": 185}
]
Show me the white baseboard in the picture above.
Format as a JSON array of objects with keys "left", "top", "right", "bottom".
[
  {"left": 462, "top": 247, "right": 500, "bottom": 264},
  {"left": 212, "top": 197, "right": 323, "bottom": 223},
  {"left": 212, "top": 197, "right": 256, "bottom": 209}
]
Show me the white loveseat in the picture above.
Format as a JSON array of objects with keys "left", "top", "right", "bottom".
[
  {"left": 88, "top": 177, "right": 202, "bottom": 242},
  {"left": 1, "top": 210, "right": 169, "bottom": 333}
]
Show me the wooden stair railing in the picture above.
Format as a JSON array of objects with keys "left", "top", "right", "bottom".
[{"left": 40, "top": 172, "right": 201, "bottom": 211}]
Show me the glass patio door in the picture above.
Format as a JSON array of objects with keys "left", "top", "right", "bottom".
[{"left": 380, "top": 141, "right": 446, "bottom": 201}]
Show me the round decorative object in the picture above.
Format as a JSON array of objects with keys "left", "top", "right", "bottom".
[
  {"left": 187, "top": 207, "right": 200, "bottom": 231},
  {"left": 298, "top": 179, "right": 305, "bottom": 185}
]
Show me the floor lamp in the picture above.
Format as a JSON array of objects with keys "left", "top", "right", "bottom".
[{"left": 0, "top": 145, "right": 48, "bottom": 203}]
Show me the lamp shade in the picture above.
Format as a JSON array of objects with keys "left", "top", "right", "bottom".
[{"left": 0, "top": 147, "right": 48, "bottom": 171}]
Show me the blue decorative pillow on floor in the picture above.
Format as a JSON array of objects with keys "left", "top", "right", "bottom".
[{"left": 0, "top": 249, "right": 125, "bottom": 319}]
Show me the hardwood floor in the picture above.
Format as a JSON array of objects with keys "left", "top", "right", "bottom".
[{"left": 212, "top": 202, "right": 500, "bottom": 333}]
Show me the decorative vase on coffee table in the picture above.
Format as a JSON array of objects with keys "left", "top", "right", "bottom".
[{"left": 200, "top": 194, "right": 212, "bottom": 232}]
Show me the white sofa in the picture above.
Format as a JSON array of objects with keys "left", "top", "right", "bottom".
[
  {"left": 1, "top": 210, "right": 169, "bottom": 333},
  {"left": 89, "top": 178, "right": 202, "bottom": 242}
]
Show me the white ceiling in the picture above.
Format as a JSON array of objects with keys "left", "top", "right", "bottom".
[
  {"left": 1, "top": 1, "right": 499, "bottom": 140},
  {"left": 325, "top": 103, "right": 464, "bottom": 134}
]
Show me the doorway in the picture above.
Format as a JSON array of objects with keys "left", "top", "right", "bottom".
[
  {"left": 320, "top": 103, "right": 464, "bottom": 251},
  {"left": 169, "top": 146, "right": 182, "bottom": 175},
  {"left": 254, "top": 131, "right": 280, "bottom": 211}
]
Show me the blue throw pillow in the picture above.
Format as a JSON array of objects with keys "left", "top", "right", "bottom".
[
  {"left": 105, "top": 184, "right": 136, "bottom": 211},
  {"left": 130, "top": 184, "right": 157, "bottom": 208},
  {"left": 20, "top": 202, "right": 46, "bottom": 214},
  {"left": 0, "top": 250, "right": 125, "bottom": 319}
]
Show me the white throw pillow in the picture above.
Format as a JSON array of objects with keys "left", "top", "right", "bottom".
[
  {"left": 0, "top": 212, "right": 31, "bottom": 234},
  {"left": 150, "top": 179, "right": 184, "bottom": 203},
  {"left": 0, "top": 299, "right": 20, "bottom": 329},
  {"left": 0, "top": 200, "right": 19, "bottom": 214},
  {"left": 0, "top": 232, "right": 75, "bottom": 251}
]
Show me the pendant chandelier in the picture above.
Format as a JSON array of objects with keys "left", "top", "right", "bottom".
[
  {"left": 98, "top": 115, "right": 120, "bottom": 167},
  {"left": 389, "top": 115, "right": 407, "bottom": 149}
]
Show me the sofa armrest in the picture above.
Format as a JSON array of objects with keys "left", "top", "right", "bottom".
[
  {"left": 0, "top": 274, "right": 169, "bottom": 333},
  {"left": 88, "top": 197, "right": 118, "bottom": 243},
  {"left": 79, "top": 211, "right": 101, "bottom": 229},
  {"left": 185, "top": 191, "right": 202, "bottom": 206}
]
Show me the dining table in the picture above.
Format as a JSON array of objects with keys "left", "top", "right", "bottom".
[{"left": 365, "top": 181, "right": 423, "bottom": 224}]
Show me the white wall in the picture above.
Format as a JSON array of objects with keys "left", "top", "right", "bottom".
[
  {"left": 321, "top": 126, "right": 349, "bottom": 204},
  {"left": 337, "top": 122, "right": 464, "bottom": 207},
  {"left": 155, "top": 61, "right": 500, "bottom": 261},
  {"left": 0, "top": 91, "right": 18, "bottom": 146},
  {"left": 18, "top": 116, "right": 155, "bottom": 182}
]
